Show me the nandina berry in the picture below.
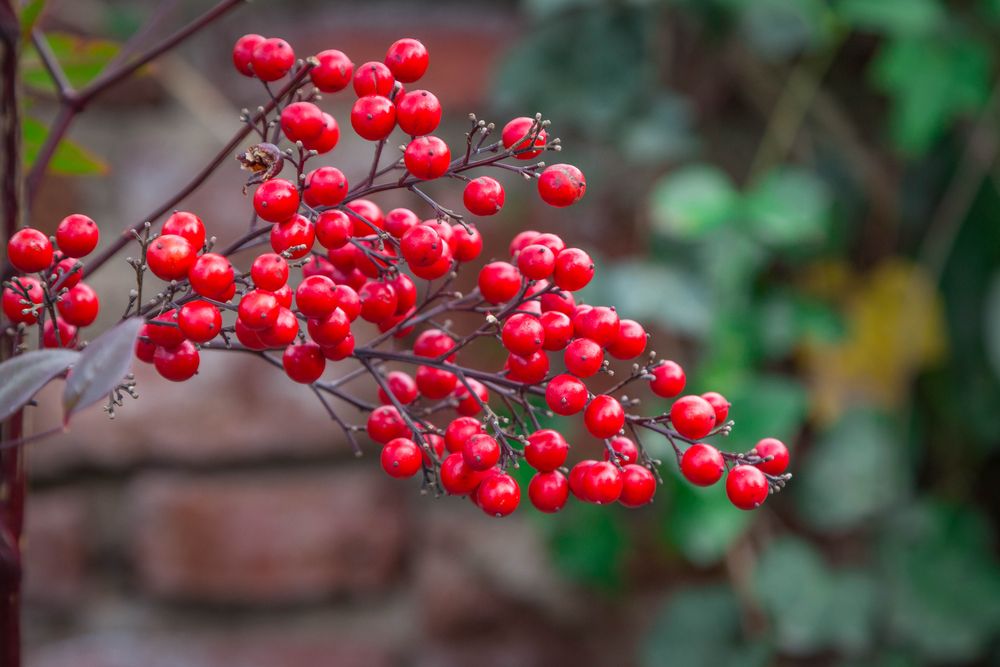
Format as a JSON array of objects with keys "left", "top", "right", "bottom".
[
  {"left": 385, "top": 38, "right": 428, "bottom": 82},
  {"left": 463, "top": 433, "right": 500, "bottom": 471},
  {"left": 49, "top": 257, "right": 82, "bottom": 289},
  {"left": 238, "top": 289, "right": 279, "bottom": 331},
  {"left": 539, "top": 311, "right": 573, "bottom": 351},
  {"left": 606, "top": 319, "right": 647, "bottom": 360},
  {"left": 253, "top": 179, "right": 299, "bottom": 223},
  {"left": 311, "top": 49, "right": 354, "bottom": 92},
  {"left": 351, "top": 95, "right": 396, "bottom": 141},
  {"left": 531, "top": 233, "right": 566, "bottom": 255},
  {"left": 455, "top": 379, "right": 489, "bottom": 416},
  {"left": 525, "top": 429, "right": 569, "bottom": 472},
  {"left": 444, "top": 417, "right": 483, "bottom": 453},
  {"left": 463, "top": 177, "right": 505, "bottom": 216},
  {"left": 451, "top": 225, "right": 482, "bottom": 262},
  {"left": 146, "top": 309, "right": 184, "bottom": 347},
  {"left": 680, "top": 443, "right": 725, "bottom": 486},
  {"left": 422, "top": 434, "right": 446, "bottom": 465},
  {"left": 359, "top": 281, "right": 398, "bottom": 323},
  {"left": 270, "top": 215, "right": 315, "bottom": 258},
  {"left": 540, "top": 289, "right": 575, "bottom": 316},
  {"left": 280, "top": 101, "right": 325, "bottom": 142},
  {"left": 413, "top": 328, "right": 455, "bottom": 359},
  {"left": 2, "top": 277, "right": 43, "bottom": 324},
  {"left": 162, "top": 211, "right": 206, "bottom": 250},
  {"left": 538, "top": 163, "right": 586, "bottom": 207},
  {"left": 585, "top": 395, "right": 625, "bottom": 439},
  {"left": 754, "top": 438, "right": 789, "bottom": 475},
  {"left": 573, "top": 306, "right": 620, "bottom": 347},
  {"left": 701, "top": 391, "right": 730, "bottom": 424},
  {"left": 545, "top": 374, "right": 587, "bottom": 416},
  {"left": 302, "top": 113, "right": 340, "bottom": 153},
  {"left": 8, "top": 228, "right": 53, "bottom": 272},
  {"left": 619, "top": 464, "right": 656, "bottom": 507},
  {"left": 294, "top": 275, "right": 336, "bottom": 318},
  {"left": 401, "top": 224, "right": 443, "bottom": 267},
  {"left": 55, "top": 214, "right": 99, "bottom": 258},
  {"left": 251, "top": 37, "right": 294, "bottom": 81},
  {"left": 516, "top": 244, "right": 555, "bottom": 281},
  {"left": 477, "top": 473, "right": 520, "bottom": 517},
  {"left": 176, "top": 300, "right": 221, "bottom": 343},
  {"left": 366, "top": 405, "right": 408, "bottom": 444},
  {"left": 604, "top": 436, "right": 639, "bottom": 465},
  {"left": 272, "top": 284, "right": 293, "bottom": 307},
  {"left": 422, "top": 219, "right": 453, "bottom": 245},
  {"left": 384, "top": 208, "right": 419, "bottom": 238},
  {"left": 569, "top": 460, "right": 597, "bottom": 499},
  {"left": 416, "top": 365, "right": 457, "bottom": 399},
  {"left": 56, "top": 283, "right": 99, "bottom": 327},
  {"left": 41, "top": 317, "right": 76, "bottom": 348},
  {"left": 282, "top": 342, "right": 326, "bottom": 384},
  {"left": 381, "top": 437, "right": 422, "bottom": 478},
  {"left": 259, "top": 307, "right": 299, "bottom": 347},
  {"left": 501, "top": 117, "right": 547, "bottom": 159},
  {"left": 440, "top": 452, "right": 484, "bottom": 495},
  {"left": 378, "top": 371, "right": 419, "bottom": 405},
  {"left": 409, "top": 244, "right": 453, "bottom": 280},
  {"left": 670, "top": 395, "right": 717, "bottom": 440},
  {"left": 135, "top": 327, "right": 157, "bottom": 363},
  {"left": 321, "top": 332, "right": 355, "bottom": 360},
  {"left": 564, "top": 337, "right": 603, "bottom": 378},
  {"left": 234, "top": 318, "right": 267, "bottom": 351},
  {"left": 250, "top": 253, "right": 289, "bottom": 291},
  {"left": 505, "top": 350, "right": 549, "bottom": 384},
  {"left": 727, "top": 465, "right": 768, "bottom": 510},
  {"left": 388, "top": 274, "right": 417, "bottom": 314},
  {"left": 232, "top": 34, "right": 264, "bottom": 77},
  {"left": 345, "top": 199, "right": 385, "bottom": 235},
  {"left": 478, "top": 261, "right": 521, "bottom": 304},
  {"left": 509, "top": 230, "right": 541, "bottom": 257},
  {"left": 552, "top": 248, "right": 594, "bottom": 292},
  {"left": 189, "top": 253, "right": 234, "bottom": 297},
  {"left": 396, "top": 89, "right": 441, "bottom": 136},
  {"left": 304, "top": 167, "right": 348, "bottom": 207},
  {"left": 353, "top": 60, "right": 395, "bottom": 96},
  {"left": 306, "top": 308, "right": 350, "bottom": 346},
  {"left": 404, "top": 136, "right": 450, "bottom": 179},
  {"left": 153, "top": 340, "right": 199, "bottom": 381},
  {"left": 146, "top": 234, "right": 196, "bottom": 281},
  {"left": 528, "top": 471, "right": 569, "bottom": 513},
  {"left": 582, "top": 461, "right": 623, "bottom": 504},
  {"left": 650, "top": 361, "right": 686, "bottom": 397},
  {"left": 328, "top": 243, "right": 359, "bottom": 273},
  {"left": 501, "top": 313, "right": 544, "bottom": 356}
]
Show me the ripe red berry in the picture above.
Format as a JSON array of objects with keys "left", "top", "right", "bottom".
[
  {"left": 606, "top": 319, "right": 647, "bottom": 360},
  {"left": 463, "top": 177, "right": 505, "bottom": 216},
  {"left": 454, "top": 378, "right": 489, "bottom": 416},
  {"left": 505, "top": 350, "right": 549, "bottom": 384},
  {"left": 605, "top": 436, "right": 639, "bottom": 465},
  {"left": 329, "top": 284, "right": 361, "bottom": 321},
  {"left": 2, "top": 277, "right": 43, "bottom": 324},
  {"left": 619, "top": 464, "right": 656, "bottom": 508},
  {"left": 306, "top": 308, "right": 350, "bottom": 346},
  {"left": 450, "top": 225, "right": 483, "bottom": 262},
  {"left": 477, "top": 472, "right": 520, "bottom": 517},
  {"left": 147, "top": 234, "right": 196, "bottom": 281},
  {"left": 189, "top": 253, "right": 234, "bottom": 297},
  {"left": 680, "top": 443, "right": 725, "bottom": 486},
  {"left": 55, "top": 283, "right": 99, "bottom": 327},
  {"left": 347, "top": 200, "right": 386, "bottom": 236},
  {"left": 540, "top": 289, "right": 575, "bottom": 316},
  {"left": 238, "top": 290, "right": 280, "bottom": 331},
  {"left": 569, "top": 460, "right": 597, "bottom": 499},
  {"left": 401, "top": 224, "right": 443, "bottom": 267},
  {"left": 573, "top": 306, "right": 620, "bottom": 347},
  {"left": 310, "top": 211, "right": 350, "bottom": 251},
  {"left": 509, "top": 230, "right": 541, "bottom": 257},
  {"left": 292, "top": 275, "right": 334, "bottom": 318},
  {"left": 413, "top": 328, "right": 455, "bottom": 359},
  {"left": 232, "top": 34, "right": 264, "bottom": 77},
  {"left": 463, "top": 433, "right": 500, "bottom": 471},
  {"left": 501, "top": 313, "right": 544, "bottom": 356},
  {"left": 409, "top": 241, "right": 453, "bottom": 280},
  {"left": 351, "top": 95, "right": 396, "bottom": 141},
  {"left": 304, "top": 167, "right": 348, "bottom": 207},
  {"left": 539, "top": 311, "right": 573, "bottom": 351},
  {"left": 359, "top": 281, "right": 398, "bottom": 323},
  {"left": 701, "top": 391, "right": 730, "bottom": 424},
  {"left": 754, "top": 437, "right": 789, "bottom": 475},
  {"left": 502, "top": 117, "right": 547, "bottom": 159},
  {"left": 552, "top": 248, "right": 594, "bottom": 292},
  {"left": 162, "top": 211, "right": 206, "bottom": 251},
  {"left": 545, "top": 374, "right": 587, "bottom": 416},
  {"left": 415, "top": 365, "right": 457, "bottom": 399},
  {"left": 282, "top": 342, "right": 326, "bottom": 383},
  {"left": 378, "top": 371, "right": 418, "bottom": 405},
  {"left": 582, "top": 461, "right": 623, "bottom": 504},
  {"left": 55, "top": 214, "right": 99, "bottom": 258},
  {"left": 310, "top": 49, "right": 353, "bottom": 91},
  {"left": 385, "top": 38, "right": 428, "bottom": 83},
  {"left": 366, "top": 405, "right": 407, "bottom": 444},
  {"left": 422, "top": 434, "right": 446, "bottom": 465},
  {"left": 259, "top": 307, "right": 300, "bottom": 348},
  {"left": 253, "top": 179, "right": 299, "bottom": 223},
  {"left": 135, "top": 327, "right": 157, "bottom": 362},
  {"left": 250, "top": 253, "right": 288, "bottom": 291},
  {"left": 321, "top": 333, "right": 355, "bottom": 360},
  {"left": 650, "top": 361, "right": 686, "bottom": 397},
  {"left": 234, "top": 318, "right": 267, "bottom": 351},
  {"left": 516, "top": 244, "right": 555, "bottom": 281},
  {"left": 353, "top": 61, "right": 395, "bottom": 96},
  {"left": 146, "top": 309, "right": 185, "bottom": 348},
  {"left": 8, "top": 228, "right": 53, "bottom": 273},
  {"left": 251, "top": 37, "right": 295, "bottom": 82},
  {"left": 444, "top": 417, "right": 483, "bottom": 453},
  {"left": 564, "top": 337, "right": 603, "bottom": 378},
  {"left": 153, "top": 340, "right": 199, "bottom": 381},
  {"left": 176, "top": 300, "right": 221, "bottom": 343},
  {"left": 478, "top": 261, "right": 522, "bottom": 304},
  {"left": 727, "top": 465, "right": 768, "bottom": 510},
  {"left": 281, "top": 101, "right": 326, "bottom": 143},
  {"left": 440, "top": 452, "right": 484, "bottom": 495},
  {"left": 41, "top": 316, "right": 76, "bottom": 348},
  {"left": 384, "top": 208, "right": 419, "bottom": 238},
  {"left": 302, "top": 113, "right": 340, "bottom": 153},
  {"left": 404, "top": 136, "right": 450, "bottom": 180},
  {"left": 528, "top": 471, "right": 569, "bottom": 513},
  {"left": 670, "top": 395, "right": 717, "bottom": 440},
  {"left": 538, "top": 163, "right": 586, "bottom": 207},
  {"left": 270, "top": 215, "right": 315, "bottom": 258},
  {"left": 48, "top": 257, "right": 81, "bottom": 289},
  {"left": 396, "top": 89, "right": 441, "bottom": 136},
  {"left": 585, "top": 395, "right": 625, "bottom": 439},
  {"left": 388, "top": 273, "right": 417, "bottom": 314},
  {"left": 381, "top": 437, "right": 423, "bottom": 478},
  {"left": 531, "top": 233, "right": 566, "bottom": 255},
  {"left": 525, "top": 429, "right": 569, "bottom": 472}
]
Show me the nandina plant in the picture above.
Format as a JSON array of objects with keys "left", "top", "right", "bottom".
[{"left": 0, "top": 5, "right": 791, "bottom": 665}]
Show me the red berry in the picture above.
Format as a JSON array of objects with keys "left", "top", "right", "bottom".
[
  {"left": 55, "top": 214, "right": 99, "bottom": 258},
  {"left": 304, "top": 167, "right": 348, "bottom": 207},
  {"left": 353, "top": 61, "right": 395, "bottom": 96},
  {"left": 670, "top": 395, "right": 717, "bottom": 440},
  {"left": 409, "top": 241, "right": 453, "bottom": 280},
  {"left": 531, "top": 233, "right": 566, "bottom": 255},
  {"left": 545, "top": 374, "right": 587, "bottom": 416},
  {"left": 378, "top": 371, "right": 419, "bottom": 405},
  {"left": 404, "top": 136, "right": 450, "bottom": 180},
  {"left": 306, "top": 308, "right": 350, "bottom": 346},
  {"left": 351, "top": 95, "right": 396, "bottom": 141},
  {"left": 42, "top": 316, "right": 76, "bottom": 348},
  {"left": 478, "top": 261, "right": 521, "bottom": 304},
  {"left": 282, "top": 342, "right": 326, "bottom": 383},
  {"left": 381, "top": 437, "right": 422, "bottom": 478},
  {"left": 585, "top": 395, "right": 625, "bottom": 439},
  {"left": 604, "top": 436, "right": 639, "bottom": 465},
  {"left": 234, "top": 318, "right": 267, "bottom": 351},
  {"left": 415, "top": 365, "right": 457, "bottom": 399},
  {"left": 233, "top": 34, "right": 264, "bottom": 77},
  {"left": 388, "top": 273, "right": 417, "bottom": 315},
  {"left": 650, "top": 361, "right": 686, "bottom": 397},
  {"left": 308, "top": 212, "right": 349, "bottom": 251},
  {"left": 396, "top": 89, "right": 441, "bottom": 136},
  {"left": 539, "top": 311, "right": 573, "bottom": 351},
  {"left": 440, "top": 452, "right": 484, "bottom": 495},
  {"left": 569, "top": 460, "right": 597, "bottom": 499},
  {"left": 250, "top": 253, "right": 289, "bottom": 291},
  {"left": 525, "top": 429, "right": 569, "bottom": 472},
  {"left": 153, "top": 340, "right": 199, "bottom": 381},
  {"left": 727, "top": 465, "right": 768, "bottom": 510},
  {"left": 330, "top": 285, "right": 361, "bottom": 321},
  {"left": 754, "top": 437, "right": 789, "bottom": 475},
  {"left": 321, "top": 332, "right": 355, "bottom": 360},
  {"left": 135, "top": 327, "right": 157, "bottom": 363},
  {"left": 573, "top": 306, "right": 620, "bottom": 347},
  {"left": 48, "top": 257, "right": 81, "bottom": 290},
  {"left": 463, "top": 177, "right": 505, "bottom": 216},
  {"left": 701, "top": 391, "right": 730, "bottom": 424},
  {"left": 302, "top": 113, "right": 340, "bottom": 153},
  {"left": 176, "top": 300, "right": 221, "bottom": 343},
  {"left": 451, "top": 225, "right": 482, "bottom": 262},
  {"left": 509, "top": 231, "right": 541, "bottom": 257},
  {"left": 505, "top": 350, "right": 549, "bottom": 384},
  {"left": 146, "top": 309, "right": 184, "bottom": 348},
  {"left": 501, "top": 313, "right": 544, "bottom": 356},
  {"left": 270, "top": 215, "right": 315, "bottom": 259},
  {"left": 606, "top": 319, "right": 647, "bottom": 360},
  {"left": 619, "top": 464, "right": 656, "bottom": 508},
  {"left": 540, "top": 289, "right": 575, "bottom": 316},
  {"left": 359, "top": 281, "right": 398, "bottom": 323},
  {"left": 385, "top": 38, "right": 428, "bottom": 83},
  {"left": 538, "top": 163, "right": 586, "bottom": 207},
  {"left": 2, "top": 277, "right": 43, "bottom": 324},
  {"left": 344, "top": 200, "right": 385, "bottom": 237},
  {"left": 8, "top": 228, "right": 53, "bottom": 273},
  {"left": 444, "top": 417, "right": 483, "bottom": 453},
  {"left": 680, "top": 443, "right": 725, "bottom": 486},
  {"left": 400, "top": 224, "right": 443, "bottom": 267},
  {"left": 253, "top": 179, "right": 299, "bottom": 223},
  {"left": 292, "top": 275, "right": 334, "bottom": 318},
  {"left": 463, "top": 433, "right": 500, "bottom": 471},
  {"left": 516, "top": 244, "right": 555, "bottom": 281},
  {"left": 189, "top": 253, "right": 234, "bottom": 298},
  {"left": 162, "top": 211, "right": 205, "bottom": 251},
  {"left": 147, "top": 234, "right": 196, "bottom": 281},
  {"left": 281, "top": 102, "right": 325, "bottom": 142},
  {"left": 259, "top": 307, "right": 300, "bottom": 348},
  {"left": 553, "top": 248, "right": 594, "bottom": 292},
  {"left": 413, "top": 328, "right": 455, "bottom": 359},
  {"left": 251, "top": 37, "right": 294, "bottom": 82},
  {"left": 529, "top": 471, "right": 568, "bottom": 513},
  {"left": 564, "top": 337, "right": 603, "bottom": 378},
  {"left": 582, "top": 461, "right": 623, "bottom": 504},
  {"left": 56, "top": 283, "right": 99, "bottom": 327},
  {"left": 455, "top": 378, "right": 489, "bottom": 417},
  {"left": 501, "top": 117, "right": 547, "bottom": 159},
  {"left": 384, "top": 208, "right": 419, "bottom": 238},
  {"left": 238, "top": 289, "right": 279, "bottom": 331},
  {"left": 422, "top": 434, "right": 446, "bottom": 465},
  {"left": 367, "top": 405, "right": 408, "bottom": 444},
  {"left": 477, "top": 472, "right": 520, "bottom": 517},
  {"left": 310, "top": 48, "right": 353, "bottom": 91}
]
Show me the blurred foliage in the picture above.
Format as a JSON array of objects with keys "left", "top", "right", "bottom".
[{"left": 497, "top": 0, "right": 1000, "bottom": 664}]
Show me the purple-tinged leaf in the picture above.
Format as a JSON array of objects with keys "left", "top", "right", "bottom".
[
  {"left": 0, "top": 348, "right": 79, "bottom": 422},
  {"left": 62, "top": 317, "right": 143, "bottom": 421}
]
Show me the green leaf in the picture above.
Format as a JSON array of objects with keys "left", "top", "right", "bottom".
[
  {"left": 18, "top": 0, "right": 47, "bottom": 43},
  {"left": 826, "top": 570, "right": 879, "bottom": 654},
  {"left": 649, "top": 164, "right": 738, "bottom": 239},
  {"left": 663, "top": 480, "right": 753, "bottom": 566},
  {"left": 63, "top": 317, "right": 143, "bottom": 421},
  {"left": 754, "top": 537, "right": 833, "bottom": 653},
  {"left": 545, "top": 502, "right": 629, "bottom": 589},
  {"left": 621, "top": 93, "right": 698, "bottom": 166},
  {"left": 0, "top": 348, "right": 80, "bottom": 423},
  {"left": 22, "top": 116, "right": 107, "bottom": 175},
  {"left": 21, "top": 32, "right": 121, "bottom": 92},
  {"left": 983, "top": 270, "right": 1000, "bottom": 382},
  {"left": 796, "top": 410, "right": 910, "bottom": 532},
  {"left": 836, "top": 0, "right": 945, "bottom": 36},
  {"left": 744, "top": 167, "right": 832, "bottom": 246},
  {"left": 737, "top": 0, "right": 833, "bottom": 59}
]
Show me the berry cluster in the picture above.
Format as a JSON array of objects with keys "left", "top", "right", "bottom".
[{"left": 2, "top": 35, "right": 791, "bottom": 517}]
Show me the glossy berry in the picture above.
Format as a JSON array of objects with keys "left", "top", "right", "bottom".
[
  {"left": 234, "top": 318, "right": 267, "bottom": 351},
  {"left": 606, "top": 319, "right": 647, "bottom": 360},
  {"left": 680, "top": 443, "right": 725, "bottom": 486},
  {"left": 477, "top": 473, "right": 520, "bottom": 517},
  {"left": 388, "top": 273, "right": 417, "bottom": 314},
  {"left": 353, "top": 61, "right": 395, "bottom": 96},
  {"left": 250, "top": 253, "right": 289, "bottom": 291},
  {"left": 359, "top": 281, "right": 398, "bottom": 323},
  {"left": 619, "top": 465, "right": 656, "bottom": 507},
  {"left": 145, "top": 310, "right": 184, "bottom": 348},
  {"left": 478, "top": 261, "right": 521, "bottom": 304},
  {"left": 314, "top": 211, "right": 352, "bottom": 250},
  {"left": 282, "top": 342, "right": 326, "bottom": 384},
  {"left": 463, "top": 177, "right": 505, "bottom": 216},
  {"left": 304, "top": 167, "right": 348, "bottom": 207},
  {"left": 582, "top": 461, "right": 623, "bottom": 504},
  {"left": 381, "top": 437, "right": 423, "bottom": 478},
  {"left": 538, "top": 163, "right": 586, "bottom": 207},
  {"left": 135, "top": 328, "right": 157, "bottom": 362},
  {"left": 55, "top": 214, "right": 99, "bottom": 258},
  {"left": 501, "top": 117, "right": 547, "bottom": 159},
  {"left": 189, "top": 253, "right": 234, "bottom": 298},
  {"left": 2, "top": 277, "right": 43, "bottom": 324},
  {"left": 259, "top": 307, "right": 300, "bottom": 347},
  {"left": 451, "top": 225, "right": 483, "bottom": 262},
  {"left": 509, "top": 230, "right": 540, "bottom": 256},
  {"left": 384, "top": 208, "right": 419, "bottom": 238},
  {"left": 564, "top": 337, "right": 603, "bottom": 378},
  {"left": 49, "top": 257, "right": 82, "bottom": 289},
  {"left": 463, "top": 433, "right": 500, "bottom": 471},
  {"left": 529, "top": 471, "right": 568, "bottom": 513},
  {"left": 41, "top": 317, "right": 75, "bottom": 348},
  {"left": 539, "top": 311, "right": 573, "bottom": 351},
  {"left": 540, "top": 289, "right": 575, "bottom": 316},
  {"left": 401, "top": 224, "right": 443, "bottom": 267},
  {"left": 726, "top": 465, "right": 768, "bottom": 510},
  {"left": 584, "top": 395, "right": 625, "bottom": 439},
  {"left": 55, "top": 283, "right": 99, "bottom": 327},
  {"left": 303, "top": 113, "right": 340, "bottom": 153},
  {"left": 573, "top": 306, "right": 620, "bottom": 347},
  {"left": 532, "top": 233, "right": 566, "bottom": 255},
  {"left": 650, "top": 361, "right": 686, "bottom": 397},
  {"left": 295, "top": 275, "right": 337, "bottom": 318},
  {"left": 440, "top": 453, "right": 484, "bottom": 495},
  {"left": 444, "top": 417, "right": 483, "bottom": 453},
  {"left": 385, "top": 38, "right": 428, "bottom": 83},
  {"left": 251, "top": 37, "right": 294, "bottom": 81},
  {"left": 253, "top": 179, "right": 299, "bottom": 223},
  {"left": 409, "top": 241, "right": 453, "bottom": 280},
  {"left": 455, "top": 379, "right": 489, "bottom": 416},
  {"left": 604, "top": 436, "right": 639, "bottom": 465},
  {"left": 415, "top": 365, "right": 457, "bottom": 399},
  {"left": 153, "top": 340, "right": 199, "bottom": 381},
  {"left": 413, "top": 328, "right": 455, "bottom": 359},
  {"left": 270, "top": 214, "right": 315, "bottom": 258},
  {"left": 8, "top": 228, "right": 53, "bottom": 272},
  {"left": 670, "top": 395, "right": 717, "bottom": 440},
  {"left": 545, "top": 374, "right": 587, "bottom": 416},
  {"left": 345, "top": 199, "right": 385, "bottom": 235},
  {"left": 516, "top": 244, "right": 555, "bottom": 281},
  {"left": 162, "top": 211, "right": 206, "bottom": 251},
  {"left": 351, "top": 95, "right": 396, "bottom": 141},
  {"left": 701, "top": 391, "right": 730, "bottom": 424},
  {"left": 754, "top": 438, "right": 789, "bottom": 475},
  {"left": 310, "top": 48, "right": 353, "bottom": 90},
  {"left": 553, "top": 248, "right": 594, "bottom": 292},
  {"left": 378, "top": 371, "right": 419, "bottom": 405},
  {"left": 505, "top": 350, "right": 549, "bottom": 384},
  {"left": 524, "top": 429, "right": 568, "bottom": 472},
  {"left": 396, "top": 89, "right": 441, "bottom": 136},
  {"left": 306, "top": 308, "right": 350, "bottom": 346},
  {"left": 232, "top": 34, "right": 264, "bottom": 77},
  {"left": 321, "top": 333, "right": 355, "bottom": 360},
  {"left": 146, "top": 234, "right": 196, "bottom": 281},
  {"left": 569, "top": 460, "right": 597, "bottom": 499},
  {"left": 177, "top": 300, "right": 221, "bottom": 343},
  {"left": 501, "top": 313, "right": 544, "bottom": 356},
  {"left": 281, "top": 101, "right": 325, "bottom": 142},
  {"left": 238, "top": 290, "right": 279, "bottom": 331},
  {"left": 404, "top": 136, "right": 450, "bottom": 180},
  {"left": 366, "top": 405, "right": 408, "bottom": 445}
]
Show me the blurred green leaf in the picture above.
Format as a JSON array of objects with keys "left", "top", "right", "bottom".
[
  {"left": 21, "top": 32, "right": 120, "bottom": 92},
  {"left": 754, "top": 537, "right": 833, "bottom": 653},
  {"left": 663, "top": 480, "right": 752, "bottom": 566},
  {"left": 757, "top": 292, "right": 845, "bottom": 359},
  {"left": 18, "top": 0, "right": 46, "bottom": 42},
  {"left": 642, "top": 584, "right": 772, "bottom": 667},
  {"left": 546, "top": 502, "right": 628, "bottom": 589},
  {"left": 22, "top": 116, "right": 107, "bottom": 175},
  {"left": 622, "top": 93, "right": 698, "bottom": 165},
  {"left": 983, "top": 270, "right": 1000, "bottom": 382},
  {"left": 744, "top": 167, "right": 832, "bottom": 246},
  {"left": 835, "top": 0, "right": 945, "bottom": 36},
  {"left": 592, "top": 261, "right": 714, "bottom": 336},
  {"left": 736, "top": 0, "right": 832, "bottom": 59},
  {"left": 650, "top": 164, "right": 738, "bottom": 239},
  {"left": 826, "top": 570, "right": 879, "bottom": 654}
]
